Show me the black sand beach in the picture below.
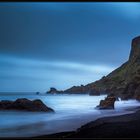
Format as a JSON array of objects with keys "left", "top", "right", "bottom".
[{"left": 36, "top": 108, "right": 140, "bottom": 138}]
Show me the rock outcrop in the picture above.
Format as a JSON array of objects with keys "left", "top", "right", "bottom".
[
  {"left": 96, "top": 94, "right": 116, "bottom": 109},
  {"left": 0, "top": 98, "right": 54, "bottom": 112},
  {"left": 64, "top": 85, "right": 88, "bottom": 94},
  {"left": 89, "top": 89, "right": 101, "bottom": 96},
  {"left": 36, "top": 92, "right": 40, "bottom": 95},
  {"left": 47, "top": 87, "right": 63, "bottom": 94},
  {"left": 62, "top": 36, "right": 140, "bottom": 99}
]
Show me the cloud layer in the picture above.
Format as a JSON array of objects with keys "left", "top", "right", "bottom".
[
  {"left": 0, "top": 55, "right": 115, "bottom": 92},
  {"left": 1, "top": 2, "right": 140, "bottom": 91}
]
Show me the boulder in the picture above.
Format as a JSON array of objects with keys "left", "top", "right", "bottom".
[
  {"left": 0, "top": 98, "right": 54, "bottom": 112},
  {"left": 96, "top": 95, "right": 116, "bottom": 109}
]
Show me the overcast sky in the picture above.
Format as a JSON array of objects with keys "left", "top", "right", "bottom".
[{"left": 0, "top": 2, "right": 140, "bottom": 92}]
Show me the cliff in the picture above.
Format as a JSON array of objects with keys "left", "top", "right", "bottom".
[{"left": 63, "top": 36, "right": 140, "bottom": 99}]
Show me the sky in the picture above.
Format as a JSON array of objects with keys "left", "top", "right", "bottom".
[{"left": 0, "top": 2, "right": 140, "bottom": 92}]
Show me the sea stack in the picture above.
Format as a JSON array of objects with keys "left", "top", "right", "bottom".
[{"left": 96, "top": 94, "right": 116, "bottom": 109}]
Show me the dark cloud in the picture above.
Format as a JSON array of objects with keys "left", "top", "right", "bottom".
[{"left": 0, "top": 2, "right": 140, "bottom": 91}]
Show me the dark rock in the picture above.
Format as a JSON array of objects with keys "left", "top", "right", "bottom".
[
  {"left": 47, "top": 87, "right": 57, "bottom": 93},
  {"left": 64, "top": 85, "right": 89, "bottom": 94},
  {"left": 96, "top": 95, "right": 116, "bottom": 109},
  {"left": 89, "top": 89, "right": 100, "bottom": 96},
  {"left": 120, "top": 82, "right": 139, "bottom": 100},
  {"left": 129, "top": 36, "right": 140, "bottom": 63},
  {"left": 47, "top": 87, "right": 63, "bottom": 94},
  {"left": 36, "top": 92, "right": 40, "bottom": 95},
  {"left": 0, "top": 100, "right": 13, "bottom": 109},
  {"left": 32, "top": 99, "right": 54, "bottom": 112},
  {"left": 0, "top": 98, "right": 54, "bottom": 112},
  {"left": 133, "top": 85, "right": 140, "bottom": 101}
]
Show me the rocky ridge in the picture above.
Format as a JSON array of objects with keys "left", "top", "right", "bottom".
[{"left": 47, "top": 36, "right": 140, "bottom": 100}]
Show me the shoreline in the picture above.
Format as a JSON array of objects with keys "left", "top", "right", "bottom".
[
  {"left": 35, "top": 107, "right": 140, "bottom": 138},
  {"left": 0, "top": 95, "right": 140, "bottom": 138}
]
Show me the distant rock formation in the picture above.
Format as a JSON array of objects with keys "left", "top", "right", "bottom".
[
  {"left": 89, "top": 89, "right": 100, "bottom": 96},
  {"left": 96, "top": 94, "right": 116, "bottom": 109},
  {"left": 62, "top": 36, "right": 140, "bottom": 99},
  {"left": 47, "top": 87, "right": 63, "bottom": 94},
  {"left": 0, "top": 98, "right": 54, "bottom": 112},
  {"left": 36, "top": 92, "right": 40, "bottom": 95},
  {"left": 64, "top": 85, "right": 88, "bottom": 94},
  {"left": 88, "top": 36, "right": 140, "bottom": 99}
]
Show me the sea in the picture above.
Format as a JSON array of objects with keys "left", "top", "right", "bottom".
[{"left": 0, "top": 93, "right": 140, "bottom": 137}]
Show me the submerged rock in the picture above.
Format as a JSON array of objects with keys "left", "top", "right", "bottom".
[
  {"left": 0, "top": 98, "right": 54, "bottom": 112},
  {"left": 96, "top": 95, "right": 116, "bottom": 109}
]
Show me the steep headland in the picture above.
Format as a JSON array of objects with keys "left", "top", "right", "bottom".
[
  {"left": 86, "top": 36, "right": 140, "bottom": 99},
  {"left": 49, "top": 36, "right": 140, "bottom": 100}
]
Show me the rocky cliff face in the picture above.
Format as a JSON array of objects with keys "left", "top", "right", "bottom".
[
  {"left": 64, "top": 85, "right": 89, "bottom": 94},
  {"left": 63, "top": 36, "right": 140, "bottom": 99}
]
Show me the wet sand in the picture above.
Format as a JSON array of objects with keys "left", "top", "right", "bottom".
[{"left": 36, "top": 108, "right": 140, "bottom": 138}]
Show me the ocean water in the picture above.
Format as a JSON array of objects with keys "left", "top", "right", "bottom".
[{"left": 0, "top": 93, "right": 140, "bottom": 137}]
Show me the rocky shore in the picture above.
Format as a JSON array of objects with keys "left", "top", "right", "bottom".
[
  {"left": 46, "top": 36, "right": 140, "bottom": 101},
  {"left": 2, "top": 35, "right": 138, "bottom": 138},
  {"left": 36, "top": 108, "right": 140, "bottom": 138},
  {"left": 38, "top": 36, "right": 140, "bottom": 138}
]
